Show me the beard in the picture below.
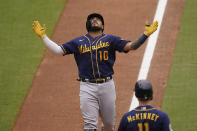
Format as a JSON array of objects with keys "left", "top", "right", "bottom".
[{"left": 88, "top": 25, "right": 103, "bottom": 32}]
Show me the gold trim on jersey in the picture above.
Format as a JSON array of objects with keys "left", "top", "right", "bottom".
[
  {"left": 84, "top": 35, "right": 96, "bottom": 79},
  {"left": 95, "top": 35, "right": 108, "bottom": 78},
  {"left": 83, "top": 34, "right": 108, "bottom": 79}
]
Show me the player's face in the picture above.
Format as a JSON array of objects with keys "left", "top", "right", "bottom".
[{"left": 90, "top": 17, "right": 103, "bottom": 30}]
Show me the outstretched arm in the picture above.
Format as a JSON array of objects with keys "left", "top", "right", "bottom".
[
  {"left": 32, "top": 21, "right": 64, "bottom": 55},
  {"left": 124, "top": 21, "right": 158, "bottom": 51}
]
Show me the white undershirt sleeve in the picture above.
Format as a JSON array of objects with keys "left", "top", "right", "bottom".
[{"left": 42, "top": 36, "right": 64, "bottom": 55}]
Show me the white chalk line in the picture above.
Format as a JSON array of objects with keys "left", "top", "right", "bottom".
[{"left": 129, "top": 0, "right": 168, "bottom": 111}]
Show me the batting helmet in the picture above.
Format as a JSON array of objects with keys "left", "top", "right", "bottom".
[
  {"left": 134, "top": 80, "right": 153, "bottom": 101},
  {"left": 86, "top": 13, "right": 104, "bottom": 32}
]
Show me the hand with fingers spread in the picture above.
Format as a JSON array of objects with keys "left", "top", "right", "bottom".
[
  {"left": 32, "top": 21, "right": 46, "bottom": 38},
  {"left": 144, "top": 21, "right": 158, "bottom": 36}
]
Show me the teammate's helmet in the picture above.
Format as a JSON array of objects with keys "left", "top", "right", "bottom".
[
  {"left": 134, "top": 80, "right": 153, "bottom": 101},
  {"left": 86, "top": 13, "right": 104, "bottom": 32}
]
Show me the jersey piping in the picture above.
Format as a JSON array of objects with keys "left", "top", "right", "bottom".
[
  {"left": 60, "top": 45, "right": 67, "bottom": 55},
  {"left": 84, "top": 34, "right": 108, "bottom": 79},
  {"left": 84, "top": 35, "right": 96, "bottom": 79},
  {"left": 95, "top": 34, "right": 108, "bottom": 78}
]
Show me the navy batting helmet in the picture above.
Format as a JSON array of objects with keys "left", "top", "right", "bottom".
[
  {"left": 86, "top": 13, "right": 104, "bottom": 32},
  {"left": 134, "top": 80, "right": 153, "bottom": 101}
]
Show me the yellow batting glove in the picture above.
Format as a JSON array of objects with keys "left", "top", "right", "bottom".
[
  {"left": 32, "top": 21, "right": 46, "bottom": 38},
  {"left": 144, "top": 21, "right": 158, "bottom": 36}
]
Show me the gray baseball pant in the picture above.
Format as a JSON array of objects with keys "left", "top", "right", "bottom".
[{"left": 79, "top": 79, "right": 116, "bottom": 131}]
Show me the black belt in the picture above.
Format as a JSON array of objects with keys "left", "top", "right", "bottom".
[{"left": 77, "top": 76, "right": 112, "bottom": 83}]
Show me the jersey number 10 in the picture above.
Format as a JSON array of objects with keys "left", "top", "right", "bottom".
[
  {"left": 138, "top": 122, "right": 149, "bottom": 131},
  {"left": 99, "top": 51, "right": 108, "bottom": 61}
]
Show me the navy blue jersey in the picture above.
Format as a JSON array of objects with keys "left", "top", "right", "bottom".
[
  {"left": 118, "top": 105, "right": 172, "bottom": 131},
  {"left": 60, "top": 33, "right": 130, "bottom": 79}
]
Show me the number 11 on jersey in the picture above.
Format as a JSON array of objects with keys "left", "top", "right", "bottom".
[{"left": 138, "top": 122, "right": 149, "bottom": 131}]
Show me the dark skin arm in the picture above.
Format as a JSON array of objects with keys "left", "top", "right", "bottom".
[
  {"left": 123, "top": 21, "right": 159, "bottom": 52},
  {"left": 123, "top": 40, "right": 142, "bottom": 51}
]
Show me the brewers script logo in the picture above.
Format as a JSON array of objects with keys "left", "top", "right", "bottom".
[{"left": 78, "top": 41, "right": 110, "bottom": 53}]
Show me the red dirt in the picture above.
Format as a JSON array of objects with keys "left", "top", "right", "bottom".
[{"left": 13, "top": 0, "right": 184, "bottom": 130}]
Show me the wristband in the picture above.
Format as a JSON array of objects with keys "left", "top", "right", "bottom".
[
  {"left": 138, "top": 34, "right": 148, "bottom": 44},
  {"left": 130, "top": 34, "right": 148, "bottom": 50}
]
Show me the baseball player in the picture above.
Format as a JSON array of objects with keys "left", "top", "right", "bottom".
[
  {"left": 118, "top": 80, "right": 173, "bottom": 131},
  {"left": 32, "top": 13, "right": 158, "bottom": 131}
]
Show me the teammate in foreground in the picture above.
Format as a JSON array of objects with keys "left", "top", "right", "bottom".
[
  {"left": 32, "top": 13, "right": 158, "bottom": 131},
  {"left": 118, "top": 80, "right": 173, "bottom": 131}
]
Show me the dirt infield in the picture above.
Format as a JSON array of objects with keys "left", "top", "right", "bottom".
[{"left": 13, "top": 0, "right": 184, "bottom": 130}]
